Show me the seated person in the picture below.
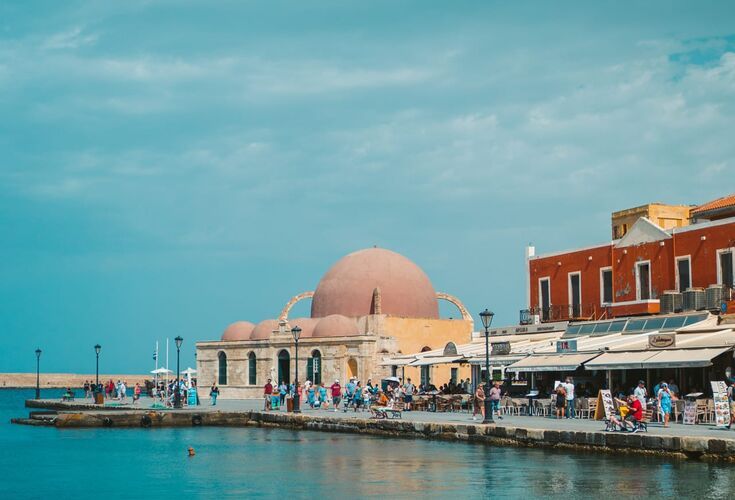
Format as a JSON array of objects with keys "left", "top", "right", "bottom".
[
  {"left": 372, "top": 390, "right": 389, "bottom": 407},
  {"left": 624, "top": 394, "right": 643, "bottom": 429}
]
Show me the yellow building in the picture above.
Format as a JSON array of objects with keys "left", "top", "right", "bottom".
[
  {"left": 611, "top": 203, "right": 691, "bottom": 240},
  {"left": 195, "top": 248, "right": 473, "bottom": 398}
]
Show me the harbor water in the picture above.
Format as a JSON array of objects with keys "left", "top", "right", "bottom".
[{"left": 1, "top": 389, "right": 733, "bottom": 499}]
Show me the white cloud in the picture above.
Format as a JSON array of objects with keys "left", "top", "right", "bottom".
[{"left": 41, "top": 27, "right": 98, "bottom": 50}]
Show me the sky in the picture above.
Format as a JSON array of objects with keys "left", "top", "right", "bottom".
[{"left": 1, "top": 1, "right": 734, "bottom": 374}]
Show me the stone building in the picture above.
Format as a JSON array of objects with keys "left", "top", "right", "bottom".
[{"left": 195, "top": 248, "right": 474, "bottom": 398}]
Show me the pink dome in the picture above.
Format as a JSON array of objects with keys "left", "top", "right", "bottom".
[
  {"left": 313, "top": 314, "right": 360, "bottom": 338},
  {"left": 288, "top": 317, "right": 319, "bottom": 338},
  {"left": 311, "top": 248, "right": 439, "bottom": 319},
  {"left": 221, "top": 321, "right": 256, "bottom": 341},
  {"left": 251, "top": 319, "right": 279, "bottom": 340}
]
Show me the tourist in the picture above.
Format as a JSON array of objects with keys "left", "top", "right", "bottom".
[
  {"left": 473, "top": 384, "right": 485, "bottom": 421},
  {"left": 634, "top": 380, "right": 647, "bottom": 409},
  {"left": 564, "top": 377, "right": 576, "bottom": 419},
  {"left": 375, "top": 389, "right": 389, "bottom": 407},
  {"left": 727, "top": 381, "right": 735, "bottom": 430},
  {"left": 625, "top": 394, "right": 644, "bottom": 432},
  {"left": 404, "top": 378, "right": 415, "bottom": 411},
  {"left": 554, "top": 383, "right": 567, "bottom": 419},
  {"left": 133, "top": 383, "right": 141, "bottom": 404},
  {"left": 362, "top": 385, "right": 371, "bottom": 410},
  {"left": 279, "top": 381, "right": 288, "bottom": 407},
  {"left": 210, "top": 383, "right": 219, "bottom": 405},
  {"left": 307, "top": 383, "right": 316, "bottom": 409},
  {"left": 392, "top": 383, "right": 403, "bottom": 404},
  {"left": 330, "top": 379, "right": 341, "bottom": 412},
  {"left": 668, "top": 379, "right": 680, "bottom": 398},
  {"left": 343, "top": 378, "right": 356, "bottom": 412},
  {"left": 318, "top": 384, "right": 328, "bottom": 409},
  {"left": 352, "top": 381, "right": 363, "bottom": 412},
  {"left": 657, "top": 382, "right": 673, "bottom": 427},
  {"left": 119, "top": 380, "right": 127, "bottom": 401},
  {"left": 489, "top": 380, "right": 503, "bottom": 420},
  {"left": 264, "top": 379, "right": 274, "bottom": 411},
  {"left": 83, "top": 380, "right": 90, "bottom": 399}
]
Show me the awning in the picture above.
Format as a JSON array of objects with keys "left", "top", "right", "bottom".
[
  {"left": 639, "top": 347, "right": 732, "bottom": 369},
  {"left": 409, "top": 355, "right": 463, "bottom": 367},
  {"left": 468, "top": 356, "right": 525, "bottom": 366},
  {"left": 584, "top": 351, "right": 660, "bottom": 370},
  {"left": 506, "top": 353, "right": 600, "bottom": 372},
  {"left": 379, "top": 358, "right": 415, "bottom": 367}
]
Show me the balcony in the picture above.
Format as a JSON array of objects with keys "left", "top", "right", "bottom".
[{"left": 519, "top": 304, "right": 610, "bottom": 324}]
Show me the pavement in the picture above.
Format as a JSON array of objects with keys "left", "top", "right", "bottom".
[{"left": 34, "top": 397, "right": 735, "bottom": 439}]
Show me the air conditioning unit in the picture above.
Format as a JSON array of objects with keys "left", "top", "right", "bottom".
[
  {"left": 532, "top": 314, "right": 541, "bottom": 325},
  {"left": 683, "top": 287, "right": 706, "bottom": 311},
  {"left": 706, "top": 284, "right": 729, "bottom": 311},
  {"left": 660, "top": 291, "right": 683, "bottom": 314}
]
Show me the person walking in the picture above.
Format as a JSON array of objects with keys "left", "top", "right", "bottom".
[
  {"left": 263, "top": 379, "right": 274, "bottom": 411},
  {"left": 658, "top": 382, "right": 673, "bottom": 427},
  {"left": 330, "top": 379, "right": 341, "bottom": 412},
  {"left": 83, "top": 381, "right": 90, "bottom": 399},
  {"left": 404, "top": 378, "right": 415, "bottom": 411},
  {"left": 279, "top": 381, "right": 288, "bottom": 408},
  {"left": 564, "top": 377, "right": 576, "bottom": 418},
  {"left": 473, "top": 384, "right": 485, "bottom": 421},
  {"left": 634, "top": 380, "right": 648, "bottom": 409},
  {"left": 489, "top": 380, "right": 503, "bottom": 420},
  {"left": 210, "top": 383, "right": 219, "bottom": 406},
  {"left": 133, "top": 382, "right": 141, "bottom": 404}
]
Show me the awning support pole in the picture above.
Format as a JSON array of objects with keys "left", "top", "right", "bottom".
[{"left": 606, "top": 370, "right": 612, "bottom": 391}]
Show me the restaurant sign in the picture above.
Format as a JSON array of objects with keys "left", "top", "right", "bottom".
[
  {"left": 556, "top": 340, "right": 577, "bottom": 353},
  {"left": 491, "top": 341, "right": 511, "bottom": 356},
  {"left": 648, "top": 333, "right": 676, "bottom": 349}
]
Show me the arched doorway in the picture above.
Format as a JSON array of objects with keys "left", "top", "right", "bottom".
[
  {"left": 218, "top": 351, "right": 228, "bottom": 385},
  {"left": 248, "top": 352, "right": 257, "bottom": 385},
  {"left": 307, "top": 350, "right": 322, "bottom": 385},
  {"left": 347, "top": 358, "right": 358, "bottom": 379},
  {"left": 277, "top": 350, "right": 290, "bottom": 384}
]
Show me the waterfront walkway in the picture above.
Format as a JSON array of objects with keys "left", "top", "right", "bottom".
[{"left": 31, "top": 397, "right": 735, "bottom": 440}]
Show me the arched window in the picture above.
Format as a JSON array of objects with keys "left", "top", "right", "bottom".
[
  {"left": 248, "top": 352, "right": 257, "bottom": 385},
  {"left": 307, "top": 350, "right": 322, "bottom": 385},
  {"left": 277, "top": 350, "right": 290, "bottom": 384},
  {"left": 218, "top": 351, "right": 228, "bottom": 385}
]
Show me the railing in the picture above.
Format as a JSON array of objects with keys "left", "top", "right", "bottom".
[{"left": 520, "top": 304, "right": 607, "bottom": 324}]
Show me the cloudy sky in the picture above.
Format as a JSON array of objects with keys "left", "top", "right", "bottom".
[{"left": 1, "top": 1, "right": 734, "bottom": 373}]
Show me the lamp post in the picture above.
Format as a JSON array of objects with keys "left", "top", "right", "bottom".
[
  {"left": 291, "top": 326, "right": 302, "bottom": 413},
  {"left": 94, "top": 344, "right": 101, "bottom": 387},
  {"left": 479, "top": 309, "right": 495, "bottom": 424},
  {"left": 35, "top": 349, "right": 42, "bottom": 399},
  {"left": 174, "top": 336, "right": 183, "bottom": 408}
]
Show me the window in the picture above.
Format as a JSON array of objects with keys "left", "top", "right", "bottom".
[
  {"left": 539, "top": 278, "right": 551, "bottom": 321},
  {"left": 421, "top": 365, "right": 430, "bottom": 387},
  {"left": 613, "top": 225, "right": 620, "bottom": 239},
  {"left": 248, "top": 352, "right": 257, "bottom": 385},
  {"left": 717, "top": 249, "right": 734, "bottom": 288},
  {"left": 568, "top": 272, "right": 581, "bottom": 318},
  {"left": 218, "top": 352, "right": 228, "bottom": 385},
  {"left": 676, "top": 256, "right": 691, "bottom": 292},
  {"left": 307, "top": 350, "right": 322, "bottom": 385},
  {"left": 636, "top": 261, "right": 651, "bottom": 300},
  {"left": 600, "top": 267, "right": 613, "bottom": 305},
  {"left": 278, "top": 350, "right": 290, "bottom": 384}
]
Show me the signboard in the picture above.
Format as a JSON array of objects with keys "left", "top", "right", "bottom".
[
  {"left": 594, "top": 389, "right": 615, "bottom": 421},
  {"left": 648, "top": 333, "right": 676, "bottom": 349},
  {"left": 710, "top": 381, "right": 731, "bottom": 428},
  {"left": 556, "top": 340, "right": 577, "bottom": 353},
  {"left": 683, "top": 400, "right": 697, "bottom": 425},
  {"left": 491, "top": 341, "right": 511, "bottom": 356}
]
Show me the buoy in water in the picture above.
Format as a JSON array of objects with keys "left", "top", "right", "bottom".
[{"left": 187, "top": 446, "right": 196, "bottom": 457}]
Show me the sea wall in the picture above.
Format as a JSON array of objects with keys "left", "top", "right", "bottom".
[
  {"left": 1, "top": 373, "right": 149, "bottom": 389},
  {"left": 40, "top": 410, "right": 735, "bottom": 462}
]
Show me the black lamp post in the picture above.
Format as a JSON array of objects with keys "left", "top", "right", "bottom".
[
  {"left": 35, "top": 349, "right": 42, "bottom": 399},
  {"left": 291, "top": 326, "right": 301, "bottom": 413},
  {"left": 479, "top": 309, "right": 495, "bottom": 424},
  {"left": 94, "top": 344, "right": 101, "bottom": 387},
  {"left": 174, "top": 336, "right": 183, "bottom": 408}
]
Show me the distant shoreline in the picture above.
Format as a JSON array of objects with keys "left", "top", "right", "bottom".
[{"left": 0, "top": 373, "right": 152, "bottom": 389}]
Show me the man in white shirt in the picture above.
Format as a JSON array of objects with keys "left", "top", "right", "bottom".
[
  {"left": 634, "top": 380, "right": 648, "bottom": 409},
  {"left": 564, "top": 377, "right": 575, "bottom": 418},
  {"left": 404, "top": 378, "right": 415, "bottom": 411}
]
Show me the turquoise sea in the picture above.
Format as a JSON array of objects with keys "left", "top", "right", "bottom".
[{"left": 1, "top": 389, "right": 733, "bottom": 499}]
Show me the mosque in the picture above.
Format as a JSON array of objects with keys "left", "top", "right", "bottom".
[{"left": 195, "top": 248, "right": 474, "bottom": 398}]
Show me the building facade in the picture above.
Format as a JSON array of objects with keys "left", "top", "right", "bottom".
[
  {"left": 527, "top": 198, "right": 735, "bottom": 322},
  {"left": 196, "top": 248, "right": 474, "bottom": 398}
]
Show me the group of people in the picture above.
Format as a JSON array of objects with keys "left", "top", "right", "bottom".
[
  {"left": 82, "top": 379, "right": 142, "bottom": 403},
  {"left": 553, "top": 377, "right": 578, "bottom": 419},
  {"left": 472, "top": 380, "right": 504, "bottom": 421}
]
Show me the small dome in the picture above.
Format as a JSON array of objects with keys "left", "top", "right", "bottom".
[
  {"left": 288, "top": 317, "right": 319, "bottom": 338},
  {"left": 313, "top": 314, "right": 360, "bottom": 338},
  {"left": 221, "top": 321, "right": 256, "bottom": 341},
  {"left": 251, "top": 319, "right": 279, "bottom": 340}
]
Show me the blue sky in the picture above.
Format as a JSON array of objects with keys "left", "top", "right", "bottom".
[{"left": 1, "top": 1, "right": 734, "bottom": 374}]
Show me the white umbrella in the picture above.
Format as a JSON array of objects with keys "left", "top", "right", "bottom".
[
  {"left": 151, "top": 368, "right": 173, "bottom": 375},
  {"left": 182, "top": 367, "right": 197, "bottom": 376}
]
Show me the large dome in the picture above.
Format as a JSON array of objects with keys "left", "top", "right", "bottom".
[
  {"left": 288, "top": 317, "right": 319, "bottom": 338},
  {"left": 313, "top": 315, "right": 360, "bottom": 337},
  {"left": 251, "top": 319, "right": 279, "bottom": 340},
  {"left": 310, "top": 248, "right": 439, "bottom": 319}
]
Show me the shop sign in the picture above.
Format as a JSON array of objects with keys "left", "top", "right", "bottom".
[
  {"left": 683, "top": 400, "right": 697, "bottom": 425},
  {"left": 648, "top": 333, "right": 676, "bottom": 349},
  {"left": 491, "top": 341, "right": 511, "bottom": 355},
  {"left": 711, "top": 381, "right": 731, "bottom": 428},
  {"left": 556, "top": 340, "right": 577, "bottom": 353}
]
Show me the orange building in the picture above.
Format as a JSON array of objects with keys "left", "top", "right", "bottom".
[{"left": 526, "top": 197, "right": 735, "bottom": 323}]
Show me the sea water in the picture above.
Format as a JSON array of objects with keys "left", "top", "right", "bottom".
[{"left": 1, "top": 389, "right": 733, "bottom": 499}]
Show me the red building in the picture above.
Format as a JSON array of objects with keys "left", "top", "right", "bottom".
[{"left": 526, "top": 197, "right": 735, "bottom": 322}]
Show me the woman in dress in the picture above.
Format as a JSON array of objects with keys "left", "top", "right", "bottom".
[
  {"left": 658, "top": 382, "right": 673, "bottom": 427},
  {"left": 473, "top": 385, "right": 485, "bottom": 421},
  {"left": 555, "top": 383, "right": 567, "bottom": 419}
]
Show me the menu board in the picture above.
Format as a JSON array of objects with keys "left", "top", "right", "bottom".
[
  {"left": 710, "top": 381, "right": 731, "bottom": 428},
  {"left": 682, "top": 400, "right": 697, "bottom": 425},
  {"left": 594, "top": 389, "right": 615, "bottom": 420}
]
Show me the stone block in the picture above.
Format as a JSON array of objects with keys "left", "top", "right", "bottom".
[
  {"left": 605, "top": 433, "right": 626, "bottom": 448},
  {"left": 641, "top": 435, "right": 663, "bottom": 450},
  {"left": 514, "top": 428, "right": 528, "bottom": 440},
  {"left": 708, "top": 439, "right": 727, "bottom": 454},
  {"left": 559, "top": 431, "right": 575, "bottom": 444},
  {"left": 527, "top": 429, "right": 545, "bottom": 441},
  {"left": 681, "top": 437, "right": 708, "bottom": 454},
  {"left": 660, "top": 436, "right": 681, "bottom": 451}
]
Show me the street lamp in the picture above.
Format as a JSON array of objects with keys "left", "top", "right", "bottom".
[
  {"left": 94, "top": 344, "right": 101, "bottom": 387},
  {"left": 174, "top": 336, "right": 183, "bottom": 408},
  {"left": 291, "top": 326, "right": 302, "bottom": 413},
  {"left": 35, "top": 349, "right": 42, "bottom": 399},
  {"left": 479, "top": 309, "right": 495, "bottom": 424}
]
